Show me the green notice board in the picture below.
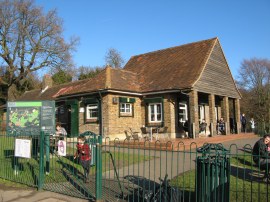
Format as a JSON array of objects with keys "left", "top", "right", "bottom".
[{"left": 7, "top": 101, "right": 55, "bottom": 135}]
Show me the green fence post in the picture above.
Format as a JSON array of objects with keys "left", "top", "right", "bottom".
[
  {"left": 13, "top": 156, "right": 19, "bottom": 175},
  {"left": 196, "top": 144, "right": 230, "bottom": 202},
  {"left": 96, "top": 135, "right": 103, "bottom": 201},
  {"left": 45, "top": 133, "right": 50, "bottom": 174},
  {"left": 38, "top": 131, "right": 45, "bottom": 190}
]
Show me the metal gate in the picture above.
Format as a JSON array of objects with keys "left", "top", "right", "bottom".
[
  {"left": 41, "top": 132, "right": 103, "bottom": 201},
  {"left": 2, "top": 131, "right": 268, "bottom": 201},
  {"left": 0, "top": 131, "right": 102, "bottom": 201}
]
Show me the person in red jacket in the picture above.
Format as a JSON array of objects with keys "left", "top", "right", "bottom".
[{"left": 74, "top": 135, "right": 91, "bottom": 182}]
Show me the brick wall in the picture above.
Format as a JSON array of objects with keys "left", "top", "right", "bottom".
[
  {"left": 163, "top": 94, "right": 176, "bottom": 138},
  {"left": 78, "top": 101, "right": 100, "bottom": 135},
  {"left": 78, "top": 94, "right": 142, "bottom": 139},
  {"left": 189, "top": 90, "right": 199, "bottom": 137}
]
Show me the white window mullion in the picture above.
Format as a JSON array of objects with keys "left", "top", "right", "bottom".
[
  {"left": 179, "top": 103, "right": 188, "bottom": 123},
  {"left": 148, "top": 103, "right": 162, "bottom": 123},
  {"left": 120, "top": 103, "right": 132, "bottom": 115}
]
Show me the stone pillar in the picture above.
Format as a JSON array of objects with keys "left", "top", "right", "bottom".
[
  {"left": 221, "top": 96, "right": 229, "bottom": 135},
  {"left": 208, "top": 94, "right": 216, "bottom": 136},
  {"left": 189, "top": 90, "right": 199, "bottom": 138},
  {"left": 234, "top": 98, "right": 241, "bottom": 134}
]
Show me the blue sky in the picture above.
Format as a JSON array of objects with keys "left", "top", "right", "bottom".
[{"left": 36, "top": 0, "right": 270, "bottom": 78}]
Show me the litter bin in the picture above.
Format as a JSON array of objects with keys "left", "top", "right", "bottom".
[
  {"left": 196, "top": 143, "right": 230, "bottom": 202},
  {"left": 80, "top": 131, "right": 98, "bottom": 166}
]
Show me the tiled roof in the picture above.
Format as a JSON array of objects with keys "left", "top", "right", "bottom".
[
  {"left": 59, "top": 67, "right": 141, "bottom": 96},
  {"left": 124, "top": 37, "right": 217, "bottom": 92},
  {"left": 17, "top": 37, "right": 221, "bottom": 100},
  {"left": 17, "top": 79, "right": 86, "bottom": 101},
  {"left": 110, "top": 68, "right": 141, "bottom": 92},
  {"left": 17, "top": 66, "right": 141, "bottom": 100}
]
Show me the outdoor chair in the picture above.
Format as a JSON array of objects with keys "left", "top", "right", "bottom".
[
  {"left": 129, "top": 127, "right": 140, "bottom": 141},
  {"left": 124, "top": 130, "right": 132, "bottom": 140},
  {"left": 140, "top": 127, "right": 150, "bottom": 140}
]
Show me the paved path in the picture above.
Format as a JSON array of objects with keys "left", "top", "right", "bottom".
[
  {"left": 0, "top": 133, "right": 259, "bottom": 202},
  {"left": 103, "top": 133, "right": 259, "bottom": 181},
  {"left": 0, "top": 188, "right": 89, "bottom": 202}
]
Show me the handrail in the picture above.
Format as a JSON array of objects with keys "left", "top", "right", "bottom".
[{"left": 103, "top": 150, "right": 124, "bottom": 197}]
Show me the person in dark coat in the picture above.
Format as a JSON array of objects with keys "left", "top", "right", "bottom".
[
  {"left": 217, "top": 117, "right": 225, "bottom": 135},
  {"left": 241, "top": 113, "right": 247, "bottom": 133},
  {"left": 252, "top": 134, "right": 270, "bottom": 181}
]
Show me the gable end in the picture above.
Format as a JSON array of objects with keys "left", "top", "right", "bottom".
[{"left": 194, "top": 41, "right": 241, "bottom": 98}]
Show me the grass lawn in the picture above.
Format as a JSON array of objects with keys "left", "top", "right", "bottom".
[
  {"left": 171, "top": 154, "right": 270, "bottom": 201},
  {"left": 0, "top": 136, "right": 153, "bottom": 188}
]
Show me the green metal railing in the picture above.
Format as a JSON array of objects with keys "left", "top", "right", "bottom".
[
  {"left": 0, "top": 130, "right": 269, "bottom": 201},
  {"left": 196, "top": 144, "right": 230, "bottom": 202}
]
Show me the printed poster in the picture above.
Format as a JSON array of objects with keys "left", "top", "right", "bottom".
[
  {"left": 57, "top": 140, "right": 66, "bottom": 156},
  {"left": 15, "top": 139, "right": 31, "bottom": 158}
]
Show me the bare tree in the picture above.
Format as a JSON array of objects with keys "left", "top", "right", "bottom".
[
  {"left": 105, "top": 48, "right": 124, "bottom": 68},
  {"left": 237, "top": 58, "right": 270, "bottom": 123},
  {"left": 0, "top": 0, "right": 78, "bottom": 101},
  {"left": 76, "top": 65, "right": 104, "bottom": 80}
]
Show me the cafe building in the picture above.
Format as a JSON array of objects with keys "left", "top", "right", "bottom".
[{"left": 16, "top": 37, "right": 241, "bottom": 139}]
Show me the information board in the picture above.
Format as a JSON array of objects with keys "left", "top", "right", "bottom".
[
  {"left": 41, "top": 101, "right": 55, "bottom": 134},
  {"left": 7, "top": 101, "right": 55, "bottom": 135}
]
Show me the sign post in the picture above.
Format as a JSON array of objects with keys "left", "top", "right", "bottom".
[{"left": 6, "top": 101, "right": 55, "bottom": 175}]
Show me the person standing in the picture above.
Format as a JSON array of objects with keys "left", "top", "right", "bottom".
[
  {"left": 250, "top": 118, "right": 255, "bottom": 133},
  {"left": 56, "top": 122, "right": 67, "bottom": 140},
  {"left": 241, "top": 113, "right": 247, "bottom": 133},
  {"left": 74, "top": 135, "right": 91, "bottom": 183}
]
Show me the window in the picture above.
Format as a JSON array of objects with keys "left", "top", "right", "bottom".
[
  {"left": 179, "top": 103, "right": 188, "bottom": 123},
  {"left": 148, "top": 103, "right": 162, "bottom": 122},
  {"left": 86, "top": 104, "right": 98, "bottom": 119},
  {"left": 215, "top": 106, "right": 218, "bottom": 121},
  {"left": 199, "top": 105, "right": 205, "bottom": 122},
  {"left": 120, "top": 103, "right": 132, "bottom": 114},
  {"left": 119, "top": 97, "right": 135, "bottom": 117}
]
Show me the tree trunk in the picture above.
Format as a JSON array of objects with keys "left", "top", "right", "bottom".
[{"left": 7, "top": 84, "right": 20, "bottom": 101}]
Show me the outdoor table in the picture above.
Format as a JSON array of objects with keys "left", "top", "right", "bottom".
[{"left": 145, "top": 126, "right": 159, "bottom": 141}]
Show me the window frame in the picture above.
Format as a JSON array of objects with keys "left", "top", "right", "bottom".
[
  {"left": 198, "top": 105, "right": 205, "bottom": 122},
  {"left": 179, "top": 102, "right": 188, "bottom": 124},
  {"left": 148, "top": 103, "right": 162, "bottom": 123},
  {"left": 85, "top": 103, "right": 99, "bottom": 122},
  {"left": 119, "top": 102, "right": 133, "bottom": 117}
]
